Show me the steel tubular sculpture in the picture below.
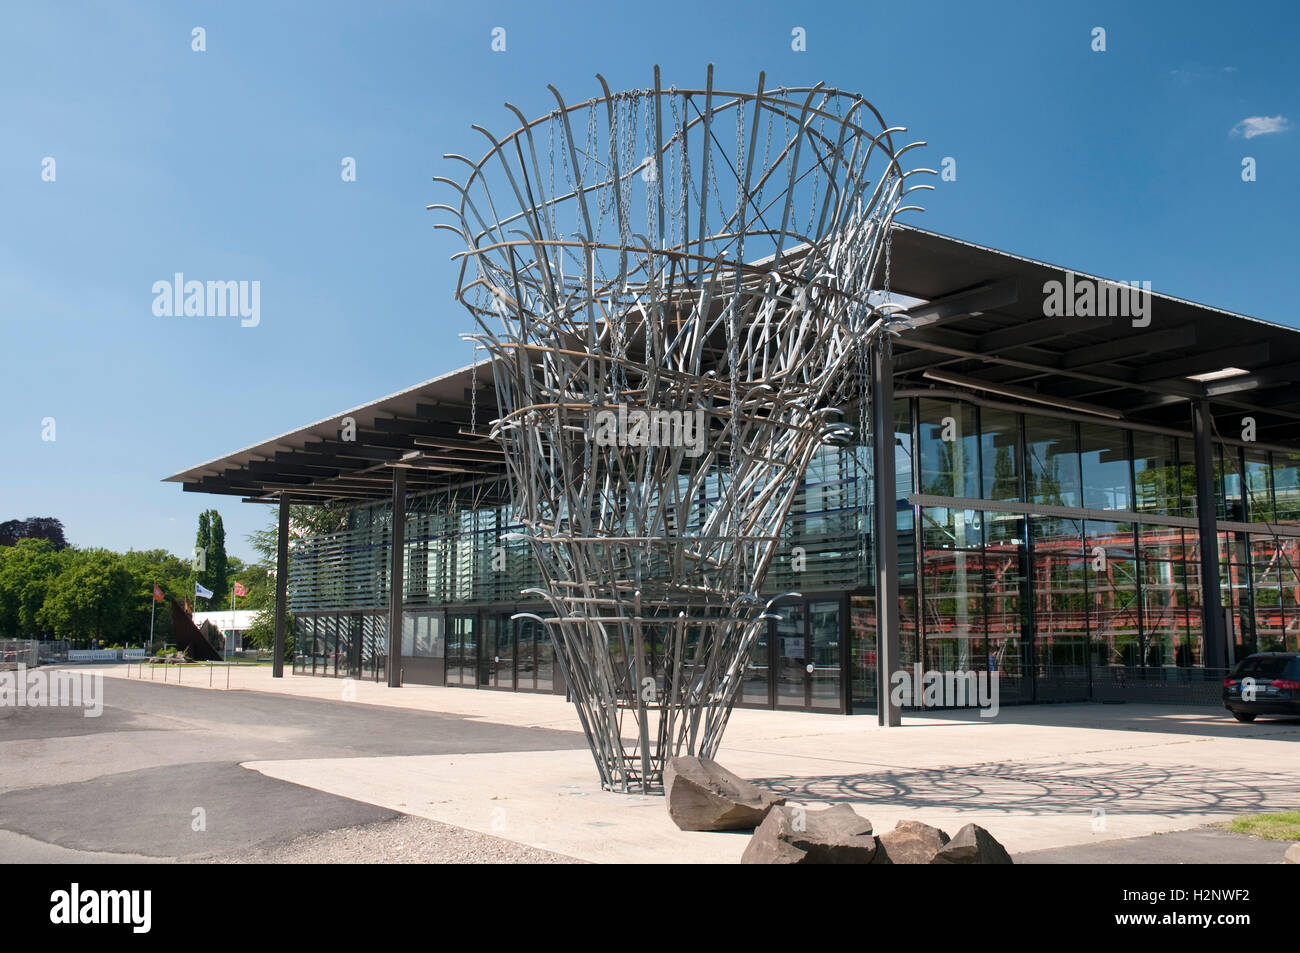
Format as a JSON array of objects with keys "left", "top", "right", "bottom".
[{"left": 435, "top": 66, "right": 933, "bottom": 791}]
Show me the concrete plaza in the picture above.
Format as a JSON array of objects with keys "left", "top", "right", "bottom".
[{"left": 70, "top": 664, "right": 1300, "bottom": 863}]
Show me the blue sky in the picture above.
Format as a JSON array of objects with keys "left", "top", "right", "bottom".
[{"left": 1, "top": 0, "right": 1296, "bottom": 562}]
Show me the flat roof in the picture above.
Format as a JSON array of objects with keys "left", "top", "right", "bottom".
[{"left": 165, "top": 226, "right": 1300, "bottom": 503}]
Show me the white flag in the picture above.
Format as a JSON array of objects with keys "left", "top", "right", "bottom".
[{"left": 195, "top": 582, "right": 214, "bottom": 600}]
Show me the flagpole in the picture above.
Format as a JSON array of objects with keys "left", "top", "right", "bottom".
[{"left": 148, "top": 582, "right": 156, "bottom": 654}]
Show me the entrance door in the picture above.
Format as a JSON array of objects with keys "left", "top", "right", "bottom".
[
  {"left": 772, "top": 600, "right": 844, "bottom": 711},
  {"left": 808, "top": 600, "right": 842, "bottom": 710},
  {"left": 741, "top": 621, "right": 772, "bottom": 706},
  {"left": 486, "top": 613, "right": 515, "bottom": 689},
  {"left": 448, "top": 614, "right": 478, "bottom": 687},
  {"left": 774, "top": 604, "right": 808, "bottom": 709}
]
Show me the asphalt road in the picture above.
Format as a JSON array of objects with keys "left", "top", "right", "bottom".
[
  {"left": 1015, "top": 827, "right": 1294, "bottom": 864},
  {"left": 0, "top": 673, "right": 586, "bottom": 862}
]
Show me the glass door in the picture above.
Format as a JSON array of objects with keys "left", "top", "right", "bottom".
[
  {"left": 742, "top": 621, "right": 772, "bottom": 706},
  {"left": 774, "top": 604, "right": 807, "bottom": 709},
  {"left": 447, "top": 614, "right": 479, "bottom": 687},
  {"left": 850, "top": 595, "right": 877, "bottom": 715},
  {"left": 487, "top": 613, "right": 515, "bottom": 689},
  {"left": 808, "top": 600, "right": 842, "bottom": 710}
]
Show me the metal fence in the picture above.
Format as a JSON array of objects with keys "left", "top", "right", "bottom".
[
  {"left": 37, "top": 640, "right": 69, "bottom": 663},
  {"left": 0, "top": 639, "right": 39, "bottom": 669}
]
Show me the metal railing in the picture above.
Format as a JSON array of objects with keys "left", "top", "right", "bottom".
[{"left": 125, "top": 657, "right": 235, "bottom": 689}]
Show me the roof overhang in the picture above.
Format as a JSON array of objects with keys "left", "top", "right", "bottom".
[{"left": 164, "top": 226, "right": 1300, "bottom": 505}]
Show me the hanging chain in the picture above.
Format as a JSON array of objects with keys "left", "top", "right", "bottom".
[
  {"left": 734, "top": 95, "right": 746, "bottom": 262},
  {"left": 808, "top": 109, "right": 826, "bottom": 237},
  {"left": 470, "top": 343, "right": 479, "bottom": 434}
]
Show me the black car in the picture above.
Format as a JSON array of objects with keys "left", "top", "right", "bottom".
[{"left": 1223, "top": 653, "right": 1300, "bottom": 722}]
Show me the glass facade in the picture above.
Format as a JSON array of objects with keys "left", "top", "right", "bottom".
[{"left": 288, "top": 391, "right": 1300, "bottom": 711}]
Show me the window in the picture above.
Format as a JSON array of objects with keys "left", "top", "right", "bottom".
[
  {"left": 918, "top": 398, "right": 979, "bottom": 499},
  {"left": 1137, "top": 525, "right": 1191, "bottom": 667},
  {"left": 980, "top": 407, "right": 1022, "bottom": 502},
  {"left": 1245, "top": 450, "right": 1273, "bottom": 522},
  {"left": 1084, "top": 521, "right": 1140, "bottom": 667},
  {"left": 1031, "top": 517, "right": 1086, "bottom": 670},
  {"left": 1080, "top": 423, "right": 1132, "bottom": 511},
  {"left": 1132, "top": 431, "right": 1180, "bottom": 516},
  {"left": 1025, "top": 415, "right": 1080, "bottom": 507},
  {"left": 1272, "top": 452, "right": 1300, "bottom": 523}
]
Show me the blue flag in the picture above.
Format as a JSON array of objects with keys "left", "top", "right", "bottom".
[{"left": 195, "top": 581, "right": 214, "bottom": 600}]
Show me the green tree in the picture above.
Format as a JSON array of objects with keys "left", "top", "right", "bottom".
[
  {"left": 0, "top": 539, "right": 69, "bottom": 637},
  {"left": 228, "top": 555, "right": 273, "bottom": 612},
  {"left": 37, "top": 550, "right": 135, "bottom": 646},
  {"left": 194, "top": 509, "right": 230, "bottom": 609},
  {"left": 247, "top": 503, "right": 351, "bottom": 565},
  {"left": 119, "top": 549, "right": 193, "bottom": 649},
  {"left": 244, "top": 607, "right": 293, "bottom": 660}
]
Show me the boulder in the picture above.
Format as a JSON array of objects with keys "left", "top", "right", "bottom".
[
  {"left": 874, "top": 819, "right": 951, "bottom": 864},
  {"left": 664, "top": 756, "right": 784, "bottom": 831},
  {"left": 931, "top": 823, "right": 1014, "bottom": 864},
  {"left": 741, "top": 803, "right": 877, "bottom": 864},
  {"left": 1285, "top": 843, "right": 1300, "bottom": 865}
]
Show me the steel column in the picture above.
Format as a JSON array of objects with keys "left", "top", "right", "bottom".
[
  {"left": 1192, "top": 400, "right": 1227, "bottom": 668},
  {"left": 873, "top": 338, "right": 902, "bottom": 726},
  {"left": 387, "top": 466, "right": 406, "bottom": 688},
  {"left": 272, "top": 493, "right": 290, "bottom": 678}
]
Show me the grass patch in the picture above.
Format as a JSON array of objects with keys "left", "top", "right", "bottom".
[{"left": 1218, "top": 811, "right": 1300, "bottom": 841}]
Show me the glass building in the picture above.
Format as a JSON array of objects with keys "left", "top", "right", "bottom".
[{"left": 166, "top": 227, "right": 1300, "bottom": 715}]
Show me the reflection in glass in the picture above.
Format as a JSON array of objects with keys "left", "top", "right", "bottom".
[
  {"left": 809, "top": 601, "right": 841, "bottom": 709},
  {"left": 921, "top": 508, "right": 982, "bottom": 673},
  {"left": 978, "top": 407, "right": 1021, "bottom": 503},
  {"left": 1251, "top": 536, "right": 1286, "bottom": 652},
  {"left": 1031, "top": 517, "right": 1086, "bottom": 670},
  {"left": 1137, "top": 526, "right": 1190, "bottom": 667},
  {"left": 1132, "top": 431, "right": 1180, "bottom": 516},
  {"left": 918, "top": 399, "right": 979, "bottom": 499},
  {"left": 742, "top": 624, "right": 771, "bottom": 706},
  {"left": 850, "top": 595, "right": 877, "bottom": 714},
  {"left": 775, "top": 604, "right": 807, "bottom": 708},
  {"left": 535, "top": 620, "right": 555, "bottom": 692},
  {"left": 1080, "top": 423, "right": 1132, "bottom": 511},
  {"left": 1026, "top": 416, "right": 1081, "bottom": 507},
  {"left": 1245, "top": 450, "right": 1273, "bottom": 523},
  {"left": 1273, "top": 452, "right": 1300, "bottom": 523},
  {"left": 1085, "top": 521, "right": 1140, "bottom": 667}
]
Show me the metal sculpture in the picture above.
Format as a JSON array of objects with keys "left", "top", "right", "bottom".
[
  {"left": 167, "top": 597, "right": 224, "bottom": 661},
  {"left": 435, "top": 66, "right": 932, "bottom": 791}
]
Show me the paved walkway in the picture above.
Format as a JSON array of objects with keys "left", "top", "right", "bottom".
[
  {"left": 0, "top": 670, "right": 584, "bottom": 862},
  {"left": 79, "top": 664, "right": 1300, "bottom": 863}
]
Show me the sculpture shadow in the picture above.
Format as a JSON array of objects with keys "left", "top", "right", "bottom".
[{"left": 750, "top": 759, "right": 1300, "bottom": 817}]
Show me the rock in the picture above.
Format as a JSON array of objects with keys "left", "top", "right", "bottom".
[
  {"left": 874, "top": 819, "right": 951, "bottom": 864},
  {"left": 931, "top": 823, "right": 1013, "bottom": 864},
  {"left": 664, "top": 756, "right": 785, "bottom": 831},
  {"left": 1285, "top": 843, "right": 1300, "bottom": 865},
  {"left": 741, "top": 803, "right": 877, "bottom": 864}
]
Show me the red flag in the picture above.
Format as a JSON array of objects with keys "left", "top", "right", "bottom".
[
  {"left": 233, "top": 582, "right": 248, "bottom": 598},
  {"left": 152, "top": 584, "right": 165, "bottom": 604}
]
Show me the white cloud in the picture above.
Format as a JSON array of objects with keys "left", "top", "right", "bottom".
[{"left": 1230, "top": 115, "right": 1291, "bottom": 139}]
